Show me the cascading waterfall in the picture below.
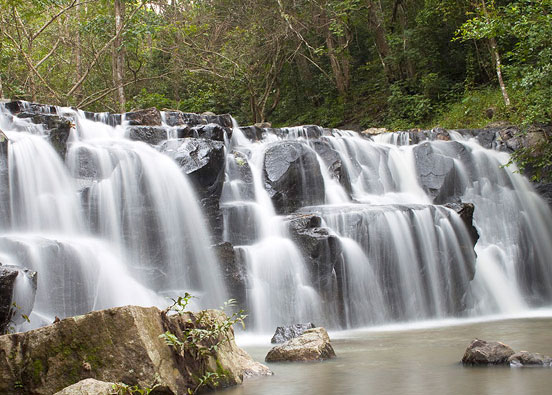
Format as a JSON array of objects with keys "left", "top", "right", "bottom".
[{"left": 1, "top": 101, "right": 551, "bottom": 334}]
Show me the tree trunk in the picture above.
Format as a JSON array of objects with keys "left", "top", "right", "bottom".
[
  {"left": 368, "top": 0, "right": 394, "bottom": 82},
  {"left": 75, "top": 4, "right": 83, "bottom": 103},
  {"left": 112, "top": 0, "right": 126, "bottom": 112},
  {"left": 481, "top": 0, "right": 510, "bottom": 106}
]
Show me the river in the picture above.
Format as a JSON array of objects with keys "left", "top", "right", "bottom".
[{"left": 226, "top": 314, "right": 552, "bottom": 395}]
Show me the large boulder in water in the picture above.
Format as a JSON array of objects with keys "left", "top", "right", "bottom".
[
  {"left": 15, "top": 113, "right": 72, "bottom": 159},
  {"left": 263, "top": 141, "right": 325, "bottom": 214},
  {"left": 444, "top": 202, "right": 479, "bottom": 247},
  {"left": 462, "top": 339, "right": 515, "bottom": 365},
  {"left": 310, "top": 140, "right": 352, "bottom": 194},
  {"left": 181, "top": 123, "right": 231, "bottom": 142},
  {"left": 270, "top": 323, "right": 316, "bottom": 344},
  {"left": 265, "top": 327, "right": 336, "bottom": 362},
  {"left": 0, "top": 305, "right": 271, "bottom": 394},
  {"left": 54, "top": 379, "right": 115, "bottom": 395},
  {"left": 214, "top": 242, "right": 247, "bottom": 305},
  {"left": 160, "top": 138, "right": 226, "bottom": 240}
]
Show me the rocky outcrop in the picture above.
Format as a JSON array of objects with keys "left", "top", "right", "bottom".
[
  {"left": 310, "top": 140, "right": 352, "bottom": 194},
  {"left": 54, "top": 379, "right": 115, "bottom": 395},
  {"left": 265, "top": 327, "right": 336, "bottom": 362},
  {"left": 15, "top": 113, "right": 72, "bottom": 159},
  {"left": 0, "top": 305, "right": 270, "bottom": 394},
  {"left": 162, "top": 111, "right": 233, "bottom": 128},
  {"left": 414, "top": 141, "right": 472, "bottom": 204},
  {"left": 214, "top": 242, "right": 247, "bottom": 305},
  {"left": 263, "top": 141, "right": 325, "bottom": 214},
  {"left": 125, "top": 108, "right": 162, "bottom": 126},
  {"left": 508, "top": 351, "right": 552, "bottom": 367},
  {"left": 0, "top": 265, "right": 37, "bottom": 334},
  {"left": 160, "top": 138, "right": 226, "bottom": 240},
  {"left": 127, "top": 126, "right": 167, "bottom": 145},
  {"left": 286, "top": 214, "right": 342, "bottom": 298},
  {"left": 462, "top": 339, "right": 515, "bottom": 365},
  {"left": 444, "top": 202, "right": 479, "bottom": 246},
  {"left": 184, "top": 123, "right": 232, "bottom": 142},
  {"left": 270, "top": 323, "right": 316, "bottom": 344}
]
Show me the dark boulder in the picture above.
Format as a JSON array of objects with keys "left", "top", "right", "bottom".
[
  {"left": 270, "top": 323, "right": 316, "bottom": 344},
  {"left": 124, "top": 108, "right": 162, "bottom": 126},
  {"left": 15, "top": 113, "right": 72, "bottom": 159},
  {"left": 508, "top": 351, "right": 552, "bottom": 367},
  {"left": 286, "top": 214, "right": 342, "bottom": 294},
  {"left": 535, "top": 183, "right": 552, "bottom": 210},
  {"left": 0, "top": 131, "right": 9, "bottom": 228},
  {"left": 0, "top": 265, "right": 37, "bottom": 334},
  {"left": 311, "top": 140, "right": 352, "bottom": 194},
  {"left": 239, "top": 126, "right": 264, "bottom": 141},
  {"left": 214, "top": 242, "right": 247, "bottom": 305},
  {"left": 263, "top": 141, "right": 325, "bottom": 214},
  {"left": 462, "top": 339, "right": 515, "bottom": 365},
  {"left": 160, "top": 138, "right": 226, "bottom": 240},
  {"left": 128, "top": 126, "right": 168, "bottom": 145},
  {"left": 414, "top": 141, "right": 472, "bottom": 204},
  {"left": 444, "top": 202, "right": 479, "bottom": 246},
  {"left": 184, "top": 123, "right": 231, "bottom": 142}
]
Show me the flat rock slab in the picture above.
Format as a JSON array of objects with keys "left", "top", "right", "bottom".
[{"left": 265, "top": 327, "right": 336, "bottom": 362}]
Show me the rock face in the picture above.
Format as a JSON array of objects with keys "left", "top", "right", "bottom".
[
  {"left": 127, "top": 126, "right": 167, "bottom": 145},
  {"left": 508, "top": 351, "right": 552, "bottom": 367},
  {"left": 265, "top": 327, "right": 336, "bottom": 362},
  {"left": 214, "top": 242, "right": 247, "bottom": 305},
  {"left": 125, "top": 108, "right": 162, "bottom": 126},
  {"left": 310, "top": 140, "right": 352, "bottom": 194},
  {"left": 270, "top": 323, "right": 316, "bottom": 344},
  {"left": 54, "top": 379, "right": 115, "bottom": 395},
  {"left": 462, "top": 339, "right": 515, "bottom": 365},
  {"left": 444, "top": 202, "right": 479, "bottom": 246},
  {"left": 0, "top": 131, "right": 9, "bottom": 227},
  {"left": 263, "top": 141, "right": 325, "bottom": 214},
  {"left": 414, "top": 141, "right": 472, "bottom": 204},
  {"left": 160, "top": 138, "right": 226, "bottom": 239},
  {"left": 0, "top": 305, "right": 270, "bottom": 394},
  {"left": 0, "top": 265, "right": 37, "bottom": 334},
  {"left": 184, "top": 123, "right": 231, "bottom": 142},
  {"left": 15, "top": 113, "right": 72, "bottom": 159}
]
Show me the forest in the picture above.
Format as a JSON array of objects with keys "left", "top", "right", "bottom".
[{"left": 1, "top": 0, "right": 551, "bottom": 132}]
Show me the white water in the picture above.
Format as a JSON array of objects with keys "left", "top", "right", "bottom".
[{"left": 1, "top": 102, "right": 551, "bottom": 333}]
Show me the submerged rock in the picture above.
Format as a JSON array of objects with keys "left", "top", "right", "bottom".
[
  {"left": 265, "top": 327, "right": 336, "bottom": 362},
  {"left": 508, "top": 351, "right": 552, "bottom": 367},
  {"left": 0, "top": 305, "right": 270, "bottom": 394},
  {"left": 271, "top": 323, "right": 316, "bottom": 344},
  {"left": 462, "top": 339, "right": 515, "bottom": 365},
  {"left": 263, "top": 141, "right": 325, "bottom": 214}
]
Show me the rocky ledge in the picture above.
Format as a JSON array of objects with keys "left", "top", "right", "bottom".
[{"left": 0, "top": 305, "right": 271, "bottom": 394}]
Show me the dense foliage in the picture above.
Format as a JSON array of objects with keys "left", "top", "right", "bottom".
[{"left": 0, "top": 1, "right": 550, "bottom": 133}]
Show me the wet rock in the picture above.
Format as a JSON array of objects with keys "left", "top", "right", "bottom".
[
  {"left": 5, "top": 101, "right": 57, "bottom": 115},
  {"left": 508, "top": 351, "right": 552, "bottom": 367},
  {"left": 184, "top": 123, "right": 231, "bottom": 142},
  {"left": 265, "top": 327, "right": 336, "bottom": 362},
  {"left": 14, "top": 113, "right": 72, "bottom": 158},
  {"left": 286, "top": 214, "right": 342, "bottom": 297},
  {"left": 535, "top": 183, "right": 552, "bottom": 210},
  {"left": 444, "top": 202, "right": 479, "bottom": 246},
  {"left": 214, "top": 242, "right": 247, "bottom": 305},
  {"left": 127, "top": 126, "right": 167, "bottom": 145},
  {"left": 0, "top": 265, "right": 37, "bottom": 334},
  {"left": 361, "top": 127, "right": 387, "bottom": 136},
  {"left": 270, "top": 323, "right": 316, "bottom": 344},
  {"left": 263, "top": 141, "right": 325, "bottom": 214},
  {"left": 462, "top": 339, "right": 515, "bottom": 365},
  {"left": 124, "top": 108, "right": 162, "bottom": 126},
  {"left": 0, "top": 131, "right": 9, "bottom": 227},
  {"left": 0, "top": 305, "right": 270, "bottom": 394},
  {"left": 413, "top": 141, "right": 472, "bottom": 204},
  {"left": 310, "top": 140, "right": 352, "bottom": 194},
  {"left": 160, "top": 138, "right": 226, "bottom": 240},
  {"left": 240, "top": 126, "right": 264, "bottom": 141},
  {"left": 54, "top": 378, "right": 115, "bottom": 395}
]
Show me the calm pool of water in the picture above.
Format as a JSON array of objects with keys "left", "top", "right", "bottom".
[{"left": 224, "top": 317, "right": 552, "bottom": 395}]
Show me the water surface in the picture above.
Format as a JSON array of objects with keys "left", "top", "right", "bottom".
[{"left": 226, "top": 317, "right": 552, "bottom": 395}]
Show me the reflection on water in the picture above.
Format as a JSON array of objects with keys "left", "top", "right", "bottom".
[{"left": 225, "top": 317, "right": 552, "bottom": 395}]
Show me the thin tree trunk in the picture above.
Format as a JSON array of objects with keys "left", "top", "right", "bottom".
[
  {"left": 75, "top": 3, "right": 82, "bottom": 102},
  {"left": 112, "top": 0, "right": 125, "bottom": 112},
  {"left": 481, "top": 0, "right": 510, "bottom": 106},
  {"left": 369, "top": 0, "right": 394, "bottom": 82}
]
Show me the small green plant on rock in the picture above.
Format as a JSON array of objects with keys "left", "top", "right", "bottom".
[
  {"left": 159, "top": 296, "right": 247, "bottom": 394},
  {"left": 110, "top": 377, "right": 159, "bottom": 395}
]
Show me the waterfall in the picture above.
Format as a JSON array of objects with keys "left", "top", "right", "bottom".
[{"left": 1, "top": 101, "right": 551, "bottom": 333}]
